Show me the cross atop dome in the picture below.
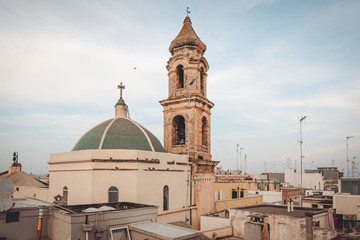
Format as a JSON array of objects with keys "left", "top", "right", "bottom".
[
  {"left": 115, "top": 82, "right": 128, "bottom": 118},
  {"left": 117, "top": 82, "right": 125, "bottom": 99}
]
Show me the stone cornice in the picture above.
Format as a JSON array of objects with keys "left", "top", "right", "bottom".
[{"left": 160, "top": 95, "right": 214, "bottom": 109}]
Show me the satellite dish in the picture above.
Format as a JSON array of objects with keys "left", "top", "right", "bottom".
[{"left": 0, "top": 178, "right": 15, "bottom": 212}]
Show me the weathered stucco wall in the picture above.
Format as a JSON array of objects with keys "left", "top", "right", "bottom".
[
  {"left": 248, "top": 190, "right": 282, "bottom": 203},
  {"left": 200, "top": 215, "right": 231, "bottom": 231},
  {"left": 0, "top": 207, "right": 50, "bottom": 240},
  {"left": 334, "top": 194, "right": 360, "bottom": 219},
  {"left": 230, "top": 208, "right": 331, "bottom": 240},
  {"left": 215, "top": 196, "right": 262, "bottom": 212},
  {"left": 13, "top": 186, "right": 49, "bottom": 202},
  {"left": 48, "top": 206, "right": 158, "bottom": 240}
]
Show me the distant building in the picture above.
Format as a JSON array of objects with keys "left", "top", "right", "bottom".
[
  {"left": 200, "top": 205, "right": 337, "bottom": 240},
  {"left": 285, "top": 168, "right": 325, "bottom": 190},
  {"left": 0, "top": 198, "right": 52, "bottom": 240},
  {"left": 340, "top": 177, "right": 360, "bottom": 195},
  {"left": 215, "top": 174, "right": 281, "bottom": 192},
  {"left": 333, "top": 177, "right": 360, "bottom": 228},
  {"left": 0, "top": 161, "right": 48, "bottom": 199},
  {"left": 302, "top": 189, "right": 335, "bottom": 209},
  {"left": 213, "top": 182, "right": 263, "bottom": 212},
  {"left": 282, "top": 187, "right": 301, "bottom": 205},
  {"left": 308, "top": 167, "right": 343, "bottom": 192},
  {"left": 269, "top": 173, "right": 285, "bottom": 183}
]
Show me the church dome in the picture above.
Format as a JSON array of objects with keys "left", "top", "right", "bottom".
[
  {"left": 169, "top": 16, "right": 206, "bottom": 54},
  {"left": 72, "top": 117, "right": 165, "bottom": 152}
]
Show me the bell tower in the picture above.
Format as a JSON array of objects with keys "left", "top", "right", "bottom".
[
  {"left": 160, "top": 16, "right": 214, "bottom": 161},
  {"left": 160, "top": 15, "right": 219, "bottom": 229}
]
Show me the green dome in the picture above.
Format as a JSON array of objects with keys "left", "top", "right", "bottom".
[{"left": 72, "top": 118, "right": 165, "bottom": 152}]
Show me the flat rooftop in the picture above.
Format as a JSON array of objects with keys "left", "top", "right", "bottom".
[
  {"left": 130, "top": 221, "right": 200, "bottom": 239},
  {"left": 232, "top": 204, "right": 327, "bottom": 217},
  {"left": 13, "top": 198, "right": 52, "bottom": 209},
  {"left": 58, "top": 202, "right": 157, "bottom": 214}
]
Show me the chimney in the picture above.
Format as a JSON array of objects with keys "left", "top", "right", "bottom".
[
  {"left": 8, "top": 164, "right": 22, "bottom": 174},
  {"left": 305, "top": 212, "right": 313, "bottom": 240}
]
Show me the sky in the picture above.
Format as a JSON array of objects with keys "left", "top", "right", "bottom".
[{"left": 0, "top": 0, "right": 359, "bottom": 176}]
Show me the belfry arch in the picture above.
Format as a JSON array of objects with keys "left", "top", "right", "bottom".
[
  {"left": 201, "top": 116, "right": 208, "bottom": 146},
  {"left": 176, "top": 65, "right": 184, "bottom": 89},
  {"left": 200, "top": 67, "right": 205, "bottom": 92},
  {"left": 172, "top": 115, "right": 186, "bottom": 145}
]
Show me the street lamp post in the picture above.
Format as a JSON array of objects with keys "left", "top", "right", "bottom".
[{"left": 346, "top": 136, "right": 354, "bottom": 177}]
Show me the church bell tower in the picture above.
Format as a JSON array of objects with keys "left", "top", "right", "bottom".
[
  {"left": 160, "top": 15, "right": 219, "bottom": 228},
  {"left": 160, "top": 16, "right": 214, "bottom": 161}
]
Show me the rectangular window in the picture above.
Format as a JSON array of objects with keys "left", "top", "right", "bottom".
[
  {"left": 232, "top": 190, "right": 238, "bottom": 199},
  {"left": 240, "top": 191, "right": 244, "bottom": 198},
  {"left": 342, "top": 181, "right": 350, "bottom": 193},
  {"left": 6, "top": 211, "right": 20, "bottom": 223},
  {"left": 351, "top": 181, "right": 359, "bottom": 195}
]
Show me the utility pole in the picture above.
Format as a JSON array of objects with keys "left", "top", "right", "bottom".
[
  {"left": 346, "top": 136, "right": 354, "bottom": 177},
  {"left": 236, "top": 144, "right": 239, "bottom": 171},
  {"left": 239, "top": 147, "right": 244, "bottom": 173},
  {"left": 299, "top": 115, "right": 307, "bottom": 207},
  {"left": 244, "top": 154, "right": 247, "bottom": 174}
]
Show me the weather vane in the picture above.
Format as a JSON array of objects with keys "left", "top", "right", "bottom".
[{"left": 185, "top": 7, "right": 190, "bottom": 17}]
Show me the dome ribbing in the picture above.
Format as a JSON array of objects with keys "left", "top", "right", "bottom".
[{"left": 72, "top": 118, "right": 165, "bottom": 152}]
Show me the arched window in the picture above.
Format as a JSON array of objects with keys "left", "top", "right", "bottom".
[
  {"left": 176, "top": 65, "right": 184, "bottom": 89},
  {"left": 172, "top": 115, "right": 186, "bottom": 145},
  {"left": 200, "top": 67, "right": 204, "bottom": 91},
  {"left": 108, "top": 186, "right": 119, "bottom": 202},
  {"left": 63, "top": 186, "right": 68, "bottom": 205},
  {"left": 163, "top": 185, "right": 169, "bottom": 211},
  {"left": 202, "top": 117, "right": 208, "bottom": 146}
]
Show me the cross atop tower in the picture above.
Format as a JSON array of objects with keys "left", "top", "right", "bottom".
[
  {"left": 185, "top": 7, "right": 190, "bottom": 17},
  {"left": 117, "top": 82, "right": 125, "bottom": 98}
]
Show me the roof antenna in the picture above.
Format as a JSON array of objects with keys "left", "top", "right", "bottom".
[{"left": 185, "top": 7, "right": 190, "bottom": 17}]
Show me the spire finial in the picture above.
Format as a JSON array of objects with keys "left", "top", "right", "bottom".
[
  {"left": 117, "top": 82, "right": 125, "bottom": 98},
  {"left": 185, "top": 7, "right": 190, "bottom": 17}
]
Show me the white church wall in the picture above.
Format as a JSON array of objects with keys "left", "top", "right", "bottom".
[
  {"left": 92, "top": 170, "right": 138, "bottom": 203},
  {"left": 48, "top": 149, "right": 189, "bottom": 223},
  {"left": 49, "top": 170, "right": 93, "bottom": 205}
]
